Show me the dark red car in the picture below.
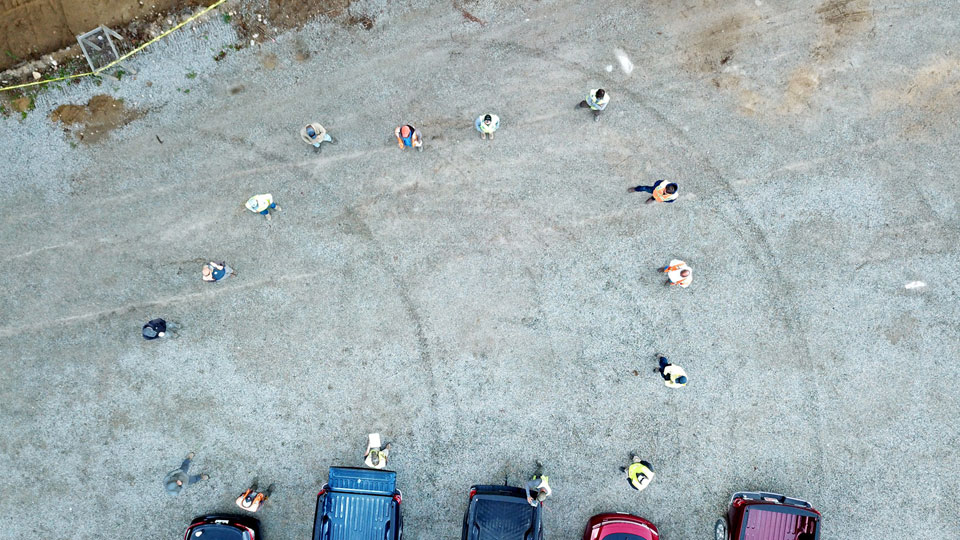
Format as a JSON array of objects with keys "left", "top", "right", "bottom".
[
  {"left": 715, "top": 492, "right": 820, "bottom": 540},
  {"left": 583, "top": 512, "right": 660, "bottom": 540}
]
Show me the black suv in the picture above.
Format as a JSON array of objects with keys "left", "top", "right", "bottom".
[
  {"left": 183, "top": 514, "right": 260, "bottom": 540},
  {"left": 461, "top": 485, "right": 544, "bottom": 540}
]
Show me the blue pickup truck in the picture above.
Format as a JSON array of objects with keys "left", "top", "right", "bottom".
[{"left": 312, "top": 467, "right": 404, "bottom": 540}]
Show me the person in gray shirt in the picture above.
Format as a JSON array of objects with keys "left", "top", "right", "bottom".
[{"left": 164, "top": 452, "right": 208, "bottom": 495}]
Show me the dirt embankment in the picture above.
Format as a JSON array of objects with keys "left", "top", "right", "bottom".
[{"left": 0, "top": 0, "right": 204, "bottom": 71}]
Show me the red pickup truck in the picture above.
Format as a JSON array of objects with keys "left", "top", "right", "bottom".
[{"left": 715, "top": 492, "right": 821, "bottom": 540}]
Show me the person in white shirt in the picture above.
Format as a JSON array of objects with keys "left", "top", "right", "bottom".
[
  {"left": 577, "top": 88, "right": 609, "bottom": 121},
  {"left": 659, "top": 259, "right": 692, "bottom": 288},
  {"left": 475, "top": 113, "right": 500, "bottom": 140},
  {"left": 363, "top": 433, "right": 392, "bottom": 469}
]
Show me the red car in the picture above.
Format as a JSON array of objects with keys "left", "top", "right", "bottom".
[
  {"left": 583, "top": 512, "right": 660, "bottom": 540},
  {"left": 715, "top": 492, "right": 821, "bottom": 540}
]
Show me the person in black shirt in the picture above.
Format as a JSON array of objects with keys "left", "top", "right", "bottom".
[{"left": 142, "top": 318, "right": 178, "bottom": 340}]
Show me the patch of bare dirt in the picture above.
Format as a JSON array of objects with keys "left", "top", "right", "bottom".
[
  {"left": 777, "top": 66, "right": 821, "bottom": 114},
  {"left": 872, "top": 56, "right": 960, "bottom": 141},
  {"left": 50, "top": 94, "right": 143, "bottom": 144},
  {"left": 680, "top": 13, "right": 753, "bottom": 74},
  {"left": 813, "top": 0, "right": 873, "bottom": 61},
  {"left": 0, "top": 0, "right": 205, "bottom": 71},
  {"left": 232, "top": 0, "right": 373, "bottom": 45},
  {"left": 10, "top": 96, "right": 32, "bottom": 113},
  {"left": 260, "top": 52, "right": 278, "bottom": 70}
]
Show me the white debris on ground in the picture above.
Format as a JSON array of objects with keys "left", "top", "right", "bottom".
[{"left": 614, "top": 47, "right": 633, "bottom": 74}]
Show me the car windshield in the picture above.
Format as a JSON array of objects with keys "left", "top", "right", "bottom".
[{"left": 187, "top": 524, "right": 252, "bottom": 540}]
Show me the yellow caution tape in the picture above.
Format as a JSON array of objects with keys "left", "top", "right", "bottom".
[{"left": 0, "top": 0, "right": 227, "bottom": 93}]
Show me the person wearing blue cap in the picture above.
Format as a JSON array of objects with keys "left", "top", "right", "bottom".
[
  {"left": 655, "top": 355, "right": 687, "bottom": 388},
  {"left": 301, "top": 123, "right": 334, "bottom": 151}
]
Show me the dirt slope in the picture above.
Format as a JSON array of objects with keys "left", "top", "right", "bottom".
[{"left": 0, "top": 0, "right": 204, "bottom": 71}]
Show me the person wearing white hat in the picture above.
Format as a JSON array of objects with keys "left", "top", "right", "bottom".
[{"left": 245, "top": 193, "right": 281, "bottom": 221}]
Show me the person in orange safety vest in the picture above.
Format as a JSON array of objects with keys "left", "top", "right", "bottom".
[{"left": 235, "top": 481, "right": 275, "bottom": 513}]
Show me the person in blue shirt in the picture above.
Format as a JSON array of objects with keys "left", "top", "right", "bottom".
[{"left": 395, "top": 124, "right": 423, "bottom": 151}]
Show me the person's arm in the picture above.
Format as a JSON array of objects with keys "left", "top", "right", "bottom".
[
  {"left": 523, "top": 480, "right": 534, "bottom": 503},
  {"left": 395, "top": 127, "right": 403, "bottom": 147}
]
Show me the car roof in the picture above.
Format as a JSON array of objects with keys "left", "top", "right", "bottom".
[
  {"left": 464, "top": 485, "right": 540, "bottom": 540},
  {"left": 740, "top": 505, "right": 819, "bottom": 540}
]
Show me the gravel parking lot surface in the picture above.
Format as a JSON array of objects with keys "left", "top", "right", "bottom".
[{"left": 1, "top": 1, "right": 958, "bottom": 539}]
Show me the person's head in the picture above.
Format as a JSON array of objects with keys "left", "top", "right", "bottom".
[
  {"left": 158, "top": 331, "right": 165, "bottom": 337},
  {"left": 176, "top": 479, "right": 183, "bottom": 486},
  {"left": 483, "top": 114, "right": 492, "bottom": 124},
  {"left": 536, "top": 490, "right": 548, "bottom": 501},
  {"left": 400, "top": 125, "right": 412, "bottom": 138},
  {"left": 675, "top": 375, "right": 688, "bottom": 385},
  {"left": 202, "top": 265, "right": 212, "bottom": 277},
  {"left": 680, "top": 269, "right": 690, "bottom": 278},
  {"left": 665, "top": 183, "right": 677, "bottom": 194},
  {"left": 595, "top": 88, "right": 605, "bottom": 99},
  {"left": 370, "top": 451, "right": 381, "bottom": 466},
  {"left": 306, "top": 126, "right": 316, "bottom": 138}
]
